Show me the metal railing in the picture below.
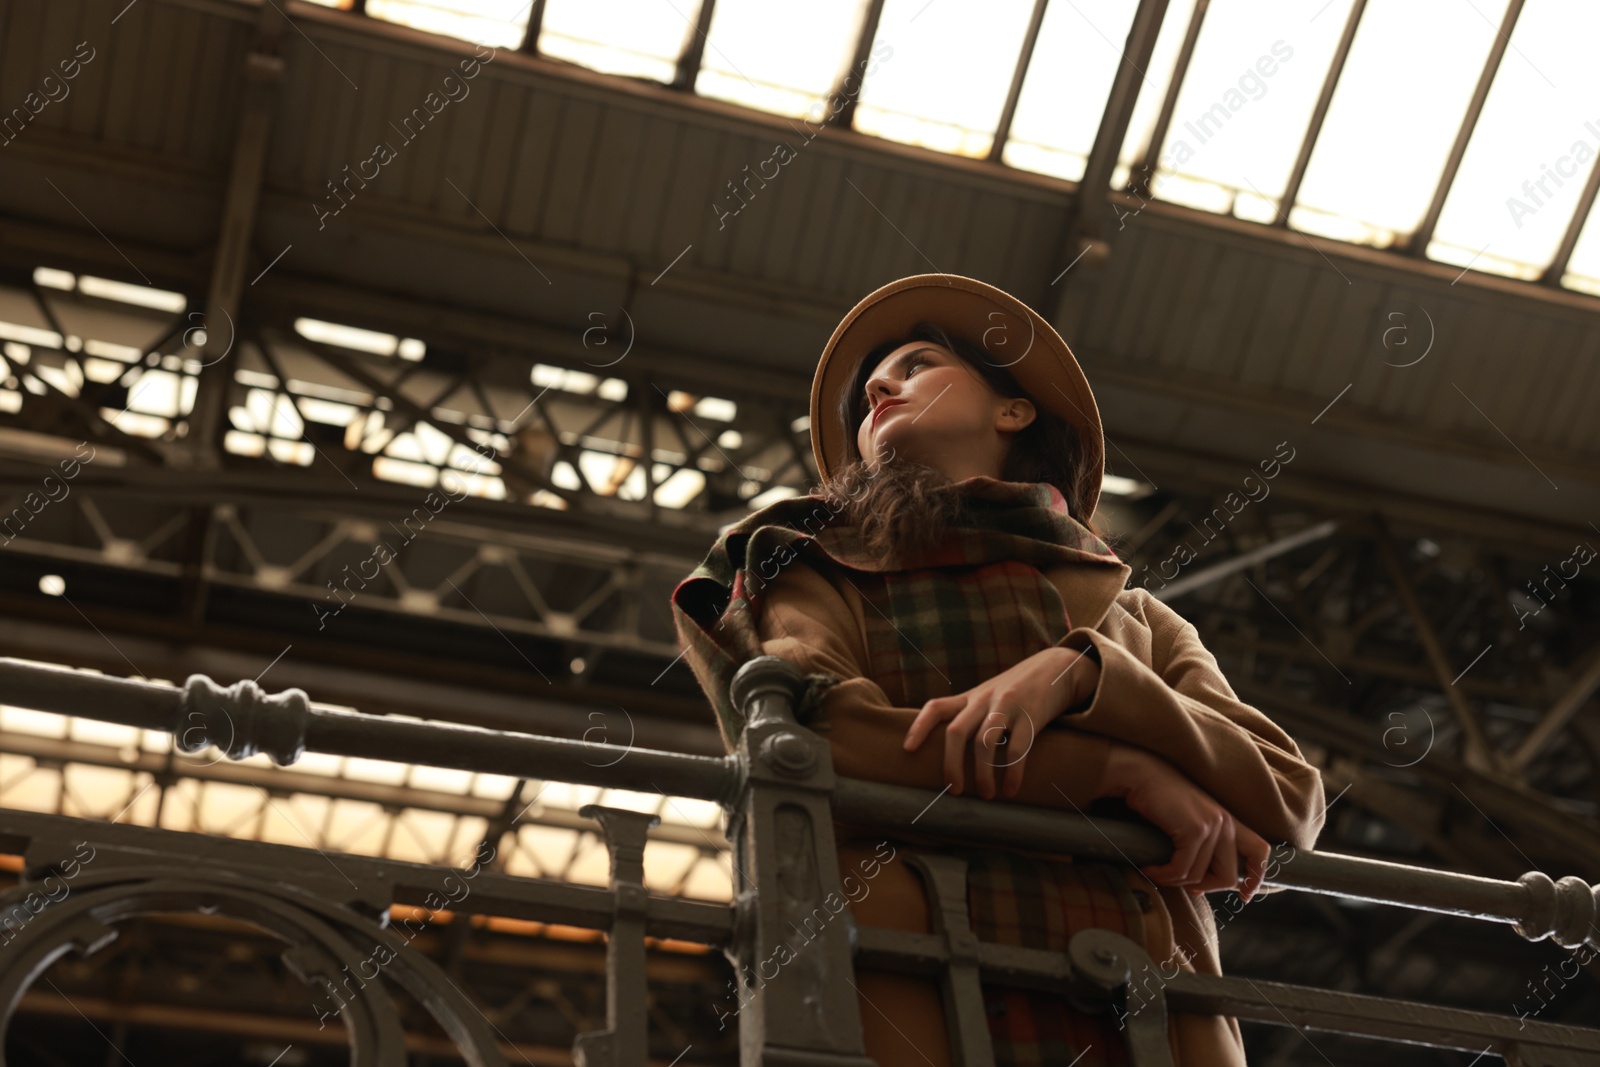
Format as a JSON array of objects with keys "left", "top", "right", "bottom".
[{"left": 1, "top": 654, "right": 1598, "bottom": 1065}]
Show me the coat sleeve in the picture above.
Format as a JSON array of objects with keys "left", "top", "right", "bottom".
[
  {"left": 1053, "top": 588, "right": 1326, "bottom": 851},
  {"left": 756, "top": 557, "right": 1119, "bottom": 811}
]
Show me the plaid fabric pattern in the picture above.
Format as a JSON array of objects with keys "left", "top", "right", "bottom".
[
  {"left": 854, "top": 560, "right": 1074, "bottom": 707},
  {"left": 670, "top": 477, "right": 1121, "bottom": 748},
  {"left": 670, "top": 477, "right": 1141, "bottom": 1064},
  {"left": 957, "top": 848, "right": 1147, "bottom": 1067}
]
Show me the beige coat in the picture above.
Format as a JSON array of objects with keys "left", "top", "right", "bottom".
[{"left": 752, "top": 549, "right": 1328, "bottom": 1066}]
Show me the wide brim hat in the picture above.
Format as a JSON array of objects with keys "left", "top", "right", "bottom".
[{"left": 809, "top": 273, "right": 1106, "bottom": 520}]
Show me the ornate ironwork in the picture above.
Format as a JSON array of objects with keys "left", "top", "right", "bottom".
[{"left": 4, "top": 653, "right": 1600, "bottom": 1064}]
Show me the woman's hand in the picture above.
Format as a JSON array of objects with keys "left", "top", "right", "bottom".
[
  {"left": 1103, "top": 745, "right": 1271, "bottom": 903},
  {"left": 902, "top": 645, "right": 1100, "bottom": 800}
]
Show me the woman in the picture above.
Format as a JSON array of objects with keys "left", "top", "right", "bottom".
[{"left": 671, "top": 274, "right": 1326, "bottom": 1066}]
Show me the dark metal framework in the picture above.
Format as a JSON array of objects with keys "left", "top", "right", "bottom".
[{"left": 3, "top": 655, "right": 1599, "bottom": 1065}]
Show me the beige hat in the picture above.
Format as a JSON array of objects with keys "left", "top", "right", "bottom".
[{"left": 808, "top": 273, "right": 1106, "bottom": 519}]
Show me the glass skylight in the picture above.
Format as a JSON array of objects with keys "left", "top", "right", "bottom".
[
  {"left": 1004, "top": 0, "right": 1141, "bottom": 181},
  {"left": 695, "top": 0, "right": 874, "bottom": 120},
  {"left": 1291, "top": 0, "right": 1509, "bottom": 248},
  {"left": 1145, "top": 0, "right": 1356, "bottom": 221},
  {"left": 366, "top": 0, "right": 530, "bottom": 49},
  {"left": 1427, "top": 0, "right": 1600, "bottom": 280},
  {"left": 538, "top": 0, "right": 700, "bottom": 84},
  {"left": 853, "top": 0, "right": 1038, "bottom": 158}
]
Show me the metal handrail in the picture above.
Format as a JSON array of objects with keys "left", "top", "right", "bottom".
[
  {"left": 2, "top": 654, "right": 1598, "bottom": 1066},
  {"left": 4, "top": 656, "right": 1593, "bottom": 952}
]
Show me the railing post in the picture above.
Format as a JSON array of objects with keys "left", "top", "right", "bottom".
[
  {"left": 1066, "top": 928, "right": 1175, "bottom": 1067},
  {"left": 573, "top": 805, "right": 660, "bottom": 1067},
  {"left": 726, "top": 656, "right": 876, "bottom": 1067},
  {"left": 901, "top": 852, "right": 995, "bottom": 1067}
]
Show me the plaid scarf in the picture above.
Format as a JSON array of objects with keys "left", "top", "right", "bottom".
[
  {"left": 670, "top": 475, "right": 1122, "bottom": 750},
  {"left": 672, "top": 476, "right": 1157, "bottom": 1066}
]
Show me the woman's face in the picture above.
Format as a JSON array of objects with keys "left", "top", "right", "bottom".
[{"left": 853, "top": 341, "right": 1035, "bottom": 480}]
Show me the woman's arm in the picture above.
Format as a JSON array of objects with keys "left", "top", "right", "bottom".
[
  {"left": 753, "top": 557, "right": 1121, "bottom": 810},
  {"left": 1050, "top": 588, "right": 1327, "bottom": 852},
  {"left": 758, "top": 561, "right": 1274, "bottom": 898}
]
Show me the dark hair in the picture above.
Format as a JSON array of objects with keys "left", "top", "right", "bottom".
[{"left": 813, "top": 320, "right": 1106, "bottom": 559}]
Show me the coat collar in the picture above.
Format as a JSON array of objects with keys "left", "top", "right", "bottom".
[
  {"left": 1046, "top": 557, "right": 1131, "bottom": 631},
  {"left": 744, "top": 475, "right": 1131, "bottom": 626}
]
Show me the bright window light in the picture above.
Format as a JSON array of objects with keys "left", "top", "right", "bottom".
[
  {"left": 101, "top": 409, "right": 169, "bottom": 438},
  {"left": 653, "top": 466, "right": 705, "bottom": 508},
  {"left": 692, "top": 395, "right": 736, "bottom": 422},
  {"left": 1100, "top": 473, "right": 1146, "bottom": 497},
  {"left": 532, "top": 363, "right": 601, "bottom": 394},
  {"left": 578, "top": 449, "right": 647, "bottom": 499},
  {"left": 225, "top": 430, "right": 267, "bottom": 457},
  {"left": 1147, "top": 0, "right": 1354, "bottom": 219},
  {"left": 34, "top": 362, "right": 81, "bottom": 397},
  {"left": 0, "top": 322, "right": 62, "bottom": 348},
  {"left": 443, "top": 468, "right": 506, "bottom": 499},
  {"left": 1560, "top": 201, "right": 1600, "bottom": 293},
  {"left": 246, "top": 388, "right": 305, "bottom": 438},
  {"left": 538, "top": 0, "right": 700, "bottom": 84},
  {"left": 126, "top": 369, "right": 184, "bottom": 418},
  {"left": 385, "top": 431, "right": 428, "bottom": 463},
  {"left": 366, "top": 0, "right": 529, "bottom": 48},
  {"left": 76, "top": 275, "right": 187, "bottom": 313},
  {"left": 695, "top": 0, "right": 872, "bottom": 120},
  {"left": 267, "top": 439, "right": 313, "bottom": 466},
  {"left": 83, "top": 357, "right": 124, "bottom": 383},
  {"left": 550, "top": 460, "right": 582, "bottom": 490},
  {"left": 373, "top": 455, "right": 439, "bottom": 487},
  {"left": 1004, "top": 0, "right": 1141, "bottom": 182},
  {"left": 853, "top": 0, "right": 1036, "bottom": 158},
  {"left": 295, "top": 317, "right": 400, "bottom": 357},
  {"left": 1428, "top": 1, "right": 1600, "bottom": 280},
  {"left": 32, "top": 267, "right": 75, "bottom": 291},
  {"left": 1291, "top": 0, "right": 1508, "bottom": 249},
  {"left": 297, "top": 396, "right": 360, "bottom": 427},
  {"left": 83, "top": 338, "right": 142, "bottom": 362},
  {"left": 747, "top": 483, "right": 799, "bottom": 509}
]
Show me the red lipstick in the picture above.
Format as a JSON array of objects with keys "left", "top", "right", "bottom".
[{"left": 870, "top": 398, "right": 907, "bottom": 426}]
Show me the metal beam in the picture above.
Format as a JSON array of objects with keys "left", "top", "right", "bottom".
[
  {"left": 1238, "top": 678, "right": 1600, "bottom": 878},
  {"left": 987, "top": 0, "right": 1052, "bottom": 163},
  {"left": 519, "top": 0, "right": 547, "bottom": 54},
  {"left": 1070, "top": 0, "right": 1171, "bottom": 241},
  {"left": 1127, "top": 0, "right": 1209, "bottom": 200},
  {"left": 1050, "top": 0, "right": 1170, "bottom": 328},
  {"left": 1154, "top": 518, "right": 1341, "bottom": 600},
  {"left": 1277, "top": 0, "right": 1366, "bottom": 225},
  {"left": 1370, "top": 514, "right": 1496, "bottom": 772},
  {"left": 1507, "top": 644, "right": 1600, "bottom": 775},
  {"left": 0, "top": 731, "right": 728, "bottom": 853},
  {"left": 1405, "top": 0, "right": 1524, "bottom": 256},
  {"left": 0, "top": 605, "right": 720, "bottom": 753},
  {"left": 1541, "top": 145, "right": 1600, "bottom": 285},
  {"left": 830, "top": 0, "right": 887, "bottom": 129},
  {"left": 188, "top": 4, "right": 286, "bottom": 469},
  {"left": 670, "top": 0, "right": 717, "bottom": 91},
  {"left": 289, "top": 332, "right": 580, "bottom": 507}
]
